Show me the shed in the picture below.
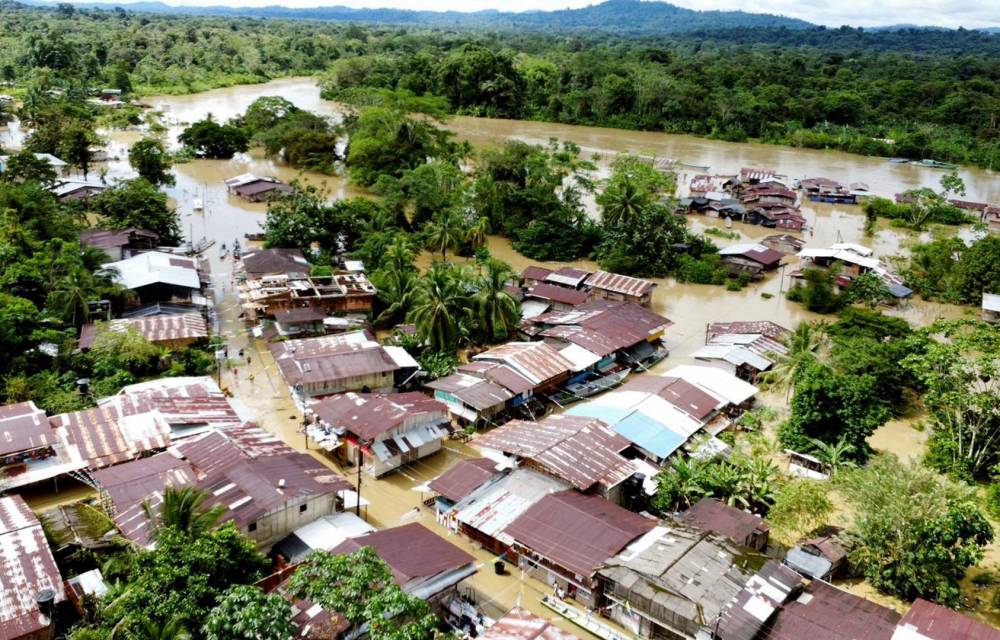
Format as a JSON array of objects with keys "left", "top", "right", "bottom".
[
  {"left": 429, "top": 458, "right": 501, "bottom": 504},
  {"left": 784, "top": 530, "right": 847, "bottom": 580},
  {"left": 893, "top": 598, "right": 1000, "bottom": 640},
  {"left": 983, "top": 293, "right": 1000, "bottom": 324},
  {"left": 680, "top": 498, "right": 769, "bottom": 551}
]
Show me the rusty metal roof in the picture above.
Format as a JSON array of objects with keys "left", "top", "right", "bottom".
[
  {"left": 429, "top": 458, "right": 499, "bottom": 503},
  {"left": 51, "top": 402, "right": 171, "bottom": 469},
  {"left": 506, "top": 490, "right": 655, "bottom": 577},
  {"left": 545, "top": 267, "right": 591, "bottom": 288},
  {"left": 458, "top": 362, "right": 534, "bottom": 396},
  {"left": 329, "top": 522, "right": 475, "bottom": 585},
  {"left": 896, "top": 598, "right": 1000, "bottom": 640},
  {"left": 530, "top": 301, "right": 671, "bottom": 357},
  {"left": 526, "top": 283, "right": 589, "bottom": 307},
  {"left": 312, "top": 392, "right": 448, "bottom": 441},
  {"left": 79, "top": 313, "right": 207, "bottom": 349},
  {"left": 707, "top": 321, "right": 790, "bottom": 341},
  {"left": 475, "top": 415, "right": 631, "bottom": 491},
  {"left": 0, "top": 401, "right": 53, "bottom": 457},
  {"left": 765, "top": 580, "right": 899, "bottom": 640},
  {"left": 482, "top": 607, "right": 581, "bottom": 640},
  {"left": 521, "top": 266, "right": 553, "bottom": 281},
  {"left": 426, "top": 373, "right": 513, "bottom": 411},
  {"left": 680, "top": 498, "right": 768, "bottom": 544},
  {"left": 0, "top": 495, "right": 65, "bottom": 639},
  {"left": 241, "top": 248, "right": 310, "bottom": 277},
  {"left": 270, "top": 332, "right": 399, "bottom": 386},
  {"left": 618, "top": 376, "right": 723, "bottom": 421},
  {"left": 585, "top": 271, "right": 656, "bottom": 297},
  {"left": 474, "top": 342, "right": 574, "bottom": 386}
]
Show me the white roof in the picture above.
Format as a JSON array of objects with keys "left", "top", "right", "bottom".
[
  {"left": 293, "top": 512, "right": 375, "bottom": 552},
  {"left": 383, "top": 345, "right": 419, "bottom": 369},
  {"left": 520, "top": 300, "right": 551, "bottom": 320},
  {"left": 558, "top": 343, "right": 602, "bottom": 372},
  {"left": 105, "top": 251, "right": 201, "bottom": 291},
  {"left": 51, "top": 180, "right": 105, "bottom": 196},
  {"left": 719, "top": 243, "right": 769, "bottom": 256},
  {"left": 343, "top": 260, "right": 365, "bottom": 272},
  {"left": 830, "top": 242, "right": 874, "bottom": 257},
  {"left": 691, "top": 344, "right": 773, "bottom": 372},
  {"left": 452, "top": 468, "right": 568, "bottom": 545},
  {"left": 983, "top": 293, "right": 1000, "bottom": 313},
  {"left": 0, "top": 152, "right": 66, "bottom": 168},
  {"left": 662, "top": 365, "right": 758, "bottom": 405},
  {"left": 799, "top": 247, "right": 881, "bottom": 270},
  {"left": 224, "top": 173, "right": 267, "bottom": 188}
]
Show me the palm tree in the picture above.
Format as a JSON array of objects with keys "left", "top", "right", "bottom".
[
  {"left": 114, "top": 615, "right": 192, "bottom": 640},
  {"left": 142, "top": 486, "right": 224, "bottom": 541},
  {"left": 423, "top": 210, "right": 466, "bottom": 261},
  {"left": 48, "top": 266, "right": 97, "bottom": 327},
  {"left": 598, "top": 173, "right": 649, "bottom": 227},
  {"left": 758, "top": 322, "right": 829, "bottom": 399},
  {"left": 382, "top": 235, "right": 417, "bottom": 275},
  {"left": 372, "top": 268, "right": 419, "bottom": 328},
  {"left": 474, "top": 259, "right": 520, "bottom": 344},
  {"left": 408, "top": 262, "right": 470, "bottom": 353},
  {"left": 808, "top": 437, "right": 857, "bottom": 474},
  {"left": 466, "top": 216, "right": 491, "bottom": 250}
]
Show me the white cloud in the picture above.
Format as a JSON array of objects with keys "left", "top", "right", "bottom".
[{"left": 68, "top": 0, "right": 1000, "bottom": 29}]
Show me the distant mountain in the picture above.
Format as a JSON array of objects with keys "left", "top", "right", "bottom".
[{"left": 21, "top": 0, "right": 815, "bottom": 33}]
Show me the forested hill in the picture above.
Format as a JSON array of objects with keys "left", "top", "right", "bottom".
[{"left": 22, "top": 0, "right": 813, "bottom": 33}]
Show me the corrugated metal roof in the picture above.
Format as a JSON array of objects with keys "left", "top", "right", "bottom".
[
  {"left": 0, "top": 495, "right": 65, "bottom": 639},
  {"left": 452, "top": 468, "right": 569, "bottom": 544},
  {"left": 894, "top": 598, "right": 1000, "bottom": 640},
  {"left": 530, "top": 301, "right": 671, "bottom": 358},
  {"left": 718, "top": 243, "right": 784, "bottom": 268},
  {"left": 426, "top": 373, "right": 513, "bottom": 411},
  {"left": 707, "top": 321, "right": 790, "bottom": 341},
  {"left": 521, "top": 266, "right": 553, "bottom": 282},
  {"left": 506, "top": 490, "right": 655, "bottom": 577},
  {"left": 312, "top": 392, "right": 447, "bottom": 441},
  {"left": 79, "top": 313, "right": 207, "bottom": 349},
  {"left": 329, "top": 523, "right": 475, "bottom": 585},
  {"left": 270, "top": 332, "right": 399, "bottom": 386},
  {"left": 241, "top": 248, "right": 310, "bottom": 277},
  {"left": 0, "top": 401, "right": 53, "bottom": 457},
  {"left": 475, "top": 415, "right": 631, "bottom": 491},
  {"left": 545, "top": 267, "right": 591, "bottom": 288},
  {"left": 474, "top": 342, "right": 574, "bottom": 386},
  {"left": 526, "top": 283, "right": 589, "bottom": 307},
  {"left": 51, "top": 402, "right": 171, "bottom": 469},
  {"left": 483, "top": 607, "right": 581, "bottom": 640},
  {"left": 661, "top": 366, "right": 758, "bottom": 406},
  {"left": 585, "top": 271, "right": 656, "bottom": 297},
  {"left": 716, "top": 561, "right": 802, "bottom": 640},
  {"left": 613, "top": 410, "right": 687, "bottom": 458},
  {"left": 429, "top": 458, "right": 500, "bottom": 503},
  {"left": 765, "top": 580, "right": 899, "bottom": 640},
  {"left": 681, "top": 498, "right": 768, "bottom": 544},
  {"left": 105, "top": 251, "right": 201, "bottom": 291}
]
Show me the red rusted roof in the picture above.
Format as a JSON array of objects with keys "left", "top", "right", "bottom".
[
  {"left": 79, "top": 227, "right": 158, "bottom": 250},
  {"left": 429, "top": 458, "right": 499, "bottom": 503},
  {"left": 241, "top": 248, "right": 310, "bottom": 277},
  {"left": 270, "top": 333, "right": 399, "bottom": 386},
  {"left": 273, "top": 307, "right": 326, "bottom": 324},
  {"left": 766, "top": 580, "right": 899, "bottom": 640},
  {"left": 0, "top": 495, "right": 65, "bottom": 639},
  {"left": 585, "top": 270, "right": 656, "bottom": 297},
  {"left": 426, "top": 373, "right": 513, "bottom": 411},
  {"left": 521, "top": 266, "right": 553, "bottom": 281},
  {"left": 328, "top": 522, "right": 475, "bottom": 585},
  {"left": 680, "top": 498, "right": 768, "bottom": 544},
  {"left": 475, "top": 415, "right": 631, "bottom": 491},
  {"left": 897, "top": 598, "right": 1000, "bottom": 640},
  {"left": 483, "top": 607, "right": 581, "bottom": 640},
  {"left": 707, "top": 321, "right": 790, "bottom": 341},
  {"left": 505, "top": 490, "right": 656, "bottom": 577},
  {"left": 530, "top": 301, "right": 671, "bottom": 357},
  {"left": 79, "top": 312, "right": 208, "bottom": 349},
  {"left": 51, "top": 402, "right": 171, "bottom": 469},
  {"left": 740, "top": 167, "right": 776, "bottom": 182},
  {"left": 545, "top": 267, "right": 592, "bottom": 288},
  {"left": 526, "top": 283, "right": 589, "bottom": 307},
  {"left": 0, "top": 401, "right": 53, "bottom": 457},
  {"left": 459, "top": 362, "right": 535, "bottom": 396},
  {"left": 107, "top": 376, "right": 243, "bottom": 427},
  {"left": 619, "top": 375, "right": 723, "bottom": 421},
  {"left": 312, "top": 392, "right": 448, "bottom": 441},
  {"left": 474, "top": 342, "right": 574, "bottom": 386}
]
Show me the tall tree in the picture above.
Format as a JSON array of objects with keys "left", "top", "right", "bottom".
[
  {"left": 130, "top": 137, "right": 175, "bottom": 186},
  {"left": 408, "top": 262, "right": 470, "bottom": 353},
  {"left": 474, "top": 258, "right": 519, "bottom": 344},
  {"left": 142, "top": 486, "right": 225, "bottom": 541},
  {"left": 203, "top": 586, "right": 294, "bottom": 640}
]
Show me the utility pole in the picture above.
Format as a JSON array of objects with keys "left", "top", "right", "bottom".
[{"left": 356, "top": 440, "right": 366, "bottom": 517}]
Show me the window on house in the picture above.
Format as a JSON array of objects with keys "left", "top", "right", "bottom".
[
  {"left": 248, "top": 522, "right": 257, "bottom": 533},
  {"left": 299, "top": 504, "right": 307, "bottom": 513}
]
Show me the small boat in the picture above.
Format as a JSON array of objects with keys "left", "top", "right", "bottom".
[
  {"left": 916, "top": 158, "right": 958, "bottom": 170},
  {"left": 192, "top": 198, "right": 203, "bottom": 211},
  {"left": 219, "top": 244, "right": 228, "bottom": 259},
  {"left": 232, "top": 239, "right": 242, "bottom": 259},
  {"left": 888, "top": 158, "right": 909, "bottom": 164}
]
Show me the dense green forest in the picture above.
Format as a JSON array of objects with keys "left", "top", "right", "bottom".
[{"left": 1, "top": 2, "right": 998, "bottom": 167}]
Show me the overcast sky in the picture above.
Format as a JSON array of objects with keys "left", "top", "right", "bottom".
[{"left": 75, "top": 0, "right": 1000, "bottom": 29}]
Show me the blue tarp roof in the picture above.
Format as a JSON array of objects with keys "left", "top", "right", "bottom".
[
  {"left": 613, "top": 410, "right": 686, "bottom": 459},
  {"left": 566, "top": 404, "right": 631, "bottom": 424}
]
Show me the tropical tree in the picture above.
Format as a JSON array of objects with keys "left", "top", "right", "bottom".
[
  {"left": 372, "top": 268, "right": 420, "bottom": 328},
  {"left": 408, "top": 262, "right": 471, "bottom": 352},
  {"left": 130, "top": 137, "right": 175, "bottom": 186},
  {"left": 203, "top": 586, "right": 295, "bottom": 640},
  {"left": 48, "top": 266, "right": 100, "bottom": 326},
  {"left": 423, "top": 210, "right": 466, "bottom": 260},
  {"left": 758, "top": 321, "right": 829, "bottom": 398},
  {"left": 807, "top": 436, "right": 857, "bottom": 473},
  {"left": 596, "top": 154, "right": 672, "bottom": 227},
  {"left": 122, "top": 616, "right": 193, "bottom": 640},
  {"left": 767, "top": 479, "right": 833, "bottom": 542},
  {"left": 142, "top": 486, "right": 225, "bottom": 541},
  {"left": 466, "top": 215, "right": 491, "bottom": 250},
  {"left": 289, "top": 547, "right": 438, "bottom": 640},
  {"left": 474, "top": 258, "right": 519, "bottom": 343}
]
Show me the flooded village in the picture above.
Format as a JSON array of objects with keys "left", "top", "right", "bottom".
[{"left": 2, "top": 74, "right": 1000, "bottom": 640}]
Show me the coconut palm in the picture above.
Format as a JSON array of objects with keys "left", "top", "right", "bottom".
[
  {"left": 466, "top": 216, "right": 491, "bottom": 250},
  {"left": 48, "top": 266, "right": 97, "bottom": 327},
  {"left": 474, "top": 259, "right": 520, "bottom": 344},
  {"left": 759, "top": 322, "right": 830, "bottom": 399},
  {"left": 372, "top": 268, "right": 419, "bottom": 328},
  {"left": 408, "top": 262, "right": 470, "bottom": 353},
  {"left": 598, "top": 173, "right": 649, "bottom": 227},
  {"left": 142, "top": 486, "right": 225, "bottom": 541},
  {"left": 423, "top": 210, "right": 466, "bottom": 261}
]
